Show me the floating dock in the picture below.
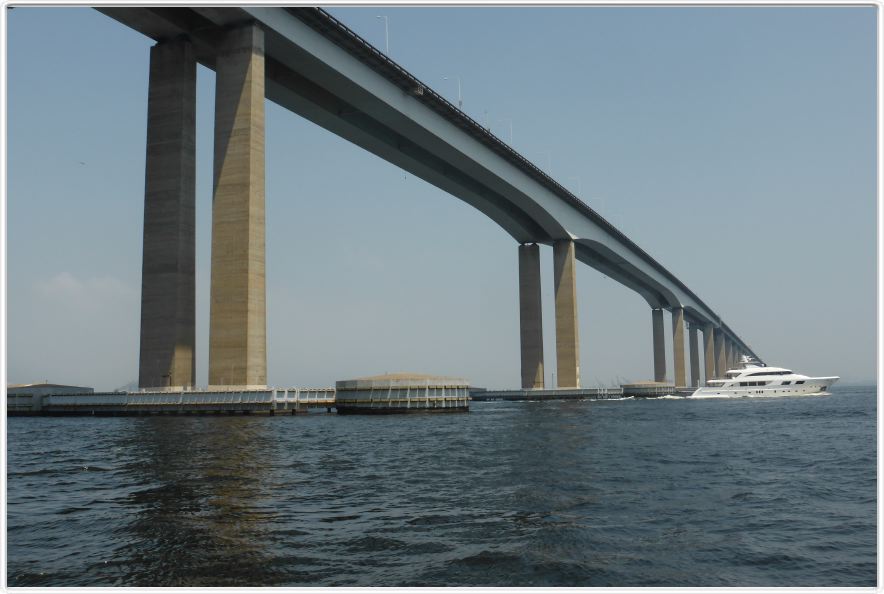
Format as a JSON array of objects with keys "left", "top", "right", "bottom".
[
  {"left": 470, "top": 387, "right": 625, "bottom": 401},
  {"left": 9, "top": 387, "right": 336, "bottom": 416},
  {"left": 7, "top": 383, "right": 697, "bottom": 416},
  {"left": 470, "top": 384, "right": 697, "bottom": 401}
]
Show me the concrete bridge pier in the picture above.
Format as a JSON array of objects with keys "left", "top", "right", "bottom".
[
  {"left": 138, "top": 38, "right": 196, "bottom": 389},
  {"left": 671, "top": 307, "right": 686, "bottom": 387},
  {"left": 688, "top": 323, "right": 700, "bottom": 388},
  {"left": 518, "top": 243, "right": 544, "bottom": 389},
  {"left": 714, "top": 331, "right": 726, "bottom": 378},
  {"left": 651, "top": 308, "right": 666, "bottom": 382},
  {"left": 208, "top": 23, "right": 267, "bottom": 387},
  {"left": 703, "top": 323, "right": 715, "bottom": 383},
  {"left": 553, "top": 239, "right": 580, "bottom": 388}
]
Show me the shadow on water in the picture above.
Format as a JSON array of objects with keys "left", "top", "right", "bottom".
[{"left": 99, "top": 416, "right": 285, "bottom": 586}]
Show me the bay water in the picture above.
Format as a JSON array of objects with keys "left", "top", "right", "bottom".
[{"left": 6, "top": 385, "right": 876, "bottom": 586}]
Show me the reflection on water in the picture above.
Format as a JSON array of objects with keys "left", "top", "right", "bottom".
[
  {"left": 7, "top": 387, "right": 877, "bottom": 587},
  {"left": 112, "top": 418, "right": 283, "bottom": 585}
]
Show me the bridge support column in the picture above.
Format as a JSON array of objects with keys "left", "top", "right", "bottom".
[
  {"left": 652, "top": 308, "right": 666, "bottom": 382},
  {"left": 553, "top": 239, "right": 580, "bottom": 388},
  {"left": 714, "top": 331, "right": 726, "bottom": 378},
  {"left": 518, "top": 244, "right": 544, "bottom": 389},
  {"left": 688, "top": 323, "right": 700, "bottom": 388},
  {"left": 139, "top": 38, "right": 196, "bottom": 389},
  {"left": 671, "top": 307, "right": 686, "bottom": 387},
  {"left": 703, "top": 324, "right": 715, "bottom": 382},
  {"left": 208, "top": 24, "right": 267, "bottom": 387},
  {"left": 725, "top": 340, "right": 734, "bottom": 371}
]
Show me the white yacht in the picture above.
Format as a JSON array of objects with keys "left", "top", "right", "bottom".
[{"left": 690, "top": 358, "right": 838, "bottom": 398}]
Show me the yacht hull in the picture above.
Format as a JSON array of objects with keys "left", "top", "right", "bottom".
[{"left": 690, "top": 377, "right": 838, "bottom": 398}]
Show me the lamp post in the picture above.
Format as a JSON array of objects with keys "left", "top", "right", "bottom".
[
  {"left": 443, "top": 75, "right": 462, "bottom": 109},
  {"left": 376, "top": 15, "right": 389, "bottom": 55}
]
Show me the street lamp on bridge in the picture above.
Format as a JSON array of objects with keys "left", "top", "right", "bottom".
[{"left": 443, "top": 75, "right": 463, "bottom": 110}]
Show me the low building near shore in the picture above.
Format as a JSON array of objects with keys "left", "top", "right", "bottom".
[
  {"left": 7, "top": 382, "right": 94, "bottom": 414},
  {"left": 335, "top": 373, "right": 470, "bottom": 414}
]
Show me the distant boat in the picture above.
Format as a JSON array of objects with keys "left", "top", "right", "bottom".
[{"left": 690, "top": 357, "right": 838, "bottom": 398}]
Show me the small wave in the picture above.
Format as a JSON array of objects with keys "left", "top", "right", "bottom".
[
  {"left": 269, "top": 527, "right": 310, "bottom": 537},
  {"left": 57, "top": 506, "right": 93, "bottom": 515},
  {"left": 319, "top": 514, "right": 361, "bottom": 523},
  {"left": 8, "top": 468, "right": 60, "bottom": 477},
  {"left": 405, "top": 541, "right": 453, "bottom": 554},
  {"left": 344, "top": 535, "right": 406, "bottom": 552},
  {"left": 446, "top": 549, "right": 524, "bottom": 569},
  {"left": 735, "top": 550, "right": 811, "bottom": 569},
  {"left": 407, "top": 514, "right": 455, "bottom": 526}
]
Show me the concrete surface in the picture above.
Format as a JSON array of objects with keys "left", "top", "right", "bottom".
[
  {"left": 518, "top": 243, "right": 544, "bottom": 389},
  {"left": 208, "top": 24, "right": 267, "bottom": 387},
  {"left": 139, "top": 39, "right": 196, "bottom": 389},
  {"left": 671, "top": 306, "right": 686, "bottom": 387},
  {"left": 652, "top": 308, "right": 666, "bottom": 382},
  {"left": 553, "top": 239, "right": 580, "bottom": 388}
]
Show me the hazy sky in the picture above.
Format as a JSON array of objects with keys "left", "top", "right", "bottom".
[{"left": 6, "top": 6, "right": 877, "bottom": 391}]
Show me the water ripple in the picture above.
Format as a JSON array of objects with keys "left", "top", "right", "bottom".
[{"left": 6, "top": 386, "right": 876, "bottom": 587}]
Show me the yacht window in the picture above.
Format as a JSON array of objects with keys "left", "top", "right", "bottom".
[
  {"left": 748, "top": 371, "right": 791, "bottom": 376},
  {"left": 739, "top": 382, "right": 748, "bottom": 386},
  {"left": 782, "top": 381, "right": 791, "bottom": 385},
  {"left": 796, "top": 380, "right": 805, "bottom": 385}
]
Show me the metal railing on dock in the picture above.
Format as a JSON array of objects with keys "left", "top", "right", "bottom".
[
  {"left": 29, "top": 388, "right": 338, "bottom": 416},
  {"left": 470, "top": 388, "right": 624, "bottom": 401}
]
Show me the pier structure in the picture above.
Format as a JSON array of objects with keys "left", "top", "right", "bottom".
[
  {"left": 335, "top": 373, "right": 470, "bottom": 414},
  {"left": 9, "top": 383, "right": 700, "bottom": 416},
  {"left": 12, "top": 387, "right": 336, "bottom": 416},
  {"left": 92, "top": 7, "right": 763, "bottom": 393}
]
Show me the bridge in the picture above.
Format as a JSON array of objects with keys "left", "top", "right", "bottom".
[{"left": 97, "top": 6, "right": 762, "bottom": 391}]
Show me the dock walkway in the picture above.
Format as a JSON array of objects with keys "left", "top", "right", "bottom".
[
  {"left": 470, "top": 388, "right": 625, "bottom": 401},
  {"left": 15, "top": 388, "right": 336, "bottom": 416}
]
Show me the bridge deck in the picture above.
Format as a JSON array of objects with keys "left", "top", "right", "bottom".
[{"left": 95, "top": 6, "right": 762, "bottom": 362}]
